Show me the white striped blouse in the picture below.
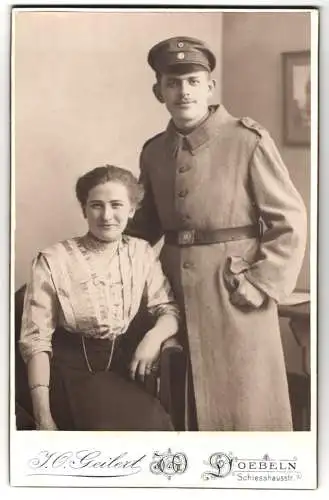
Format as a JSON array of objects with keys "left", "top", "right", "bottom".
[{"left": 19, "top": 233, "right": 180, "bottom": 363}]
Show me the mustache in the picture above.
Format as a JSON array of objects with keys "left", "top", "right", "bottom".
[{"left": 175, "top": 99, "right": 195, "bottom": 105}]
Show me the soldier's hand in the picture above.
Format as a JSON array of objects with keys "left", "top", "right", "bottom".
[{"left": 230, "top": 275, "right": 267, "bottom": 308}]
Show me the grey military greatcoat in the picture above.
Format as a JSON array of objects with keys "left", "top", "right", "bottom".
[{"left": 132, "top": 104, "right": 307, "bottom": 431}]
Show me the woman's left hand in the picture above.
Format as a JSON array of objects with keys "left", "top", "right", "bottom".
[{"left": 129, "top": 330, "right": 161, "bottom": 382}]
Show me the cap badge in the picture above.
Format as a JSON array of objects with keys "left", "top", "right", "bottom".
[
  {"left": 177, "top": 52, "right": 185, "bottom": 60},
  {"left": 177, "top": 41, "right": 184, "bottom": 48}
]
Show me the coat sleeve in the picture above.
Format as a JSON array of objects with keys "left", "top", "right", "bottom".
[
  {"left": 19, "top": 253, "right": 59, "bottom": 363},
  {"left": 126, "top": 148, "right": 164, "bottom": 246},
  {"left": 244, "top": 132, "right": 307, "bottom": 302}
]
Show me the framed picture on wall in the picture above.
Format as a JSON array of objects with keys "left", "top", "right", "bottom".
[{"left": 282, "top": 50, "right": 311, "bottom": 147}]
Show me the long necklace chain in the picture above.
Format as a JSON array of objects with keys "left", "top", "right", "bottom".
[
  {"left": 77, "top": 235, "right": 132, "bottom": 373},
  {"left": 81, "top": 334, "right": 117, "bottom": 374},
  {"left": 80, "top": 234, "right": 121, "bottom": 374}
]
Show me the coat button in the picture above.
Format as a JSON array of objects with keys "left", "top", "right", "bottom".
[
  {"left": 183, "top": 261, "right": 193, "bottom": 269},
  {"left": 178, "top": 165, "right": 191, "bottom": 173},
  {"left": 178, "top": 189, "right": 188, "bottom": 198}
]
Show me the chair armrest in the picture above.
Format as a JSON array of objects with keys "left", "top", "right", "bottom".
[
  {"left": 161, "top": 336, "right": 184, "bottom": 354},
  {"left": 158, "top": 335, "right": 186, "bottom": 430},
  {"left": 143, "top": 334, "right": 186, "bottom": 428},
  {"left": 160, "top": 336, "right": 184, "bottom": 379}
]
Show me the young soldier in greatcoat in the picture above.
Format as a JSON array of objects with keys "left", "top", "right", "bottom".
[{"left": 129, "top": 36, "right": 307, "bottom": 431}]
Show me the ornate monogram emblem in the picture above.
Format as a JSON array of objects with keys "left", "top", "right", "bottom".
[
  {"left": 202, "top": 452, "right": 234, "bottom": 480},
  {"left": 149, "top": 448, "right": 188, "bottom": 479}
]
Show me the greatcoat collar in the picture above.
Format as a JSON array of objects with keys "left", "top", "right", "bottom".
[{"left": 165, "top": 104, "right": 232, "bottom": 155}]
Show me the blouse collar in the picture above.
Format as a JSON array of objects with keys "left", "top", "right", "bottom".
[{"left": 80, "top": 232, "right": 127, "bottom": 254}]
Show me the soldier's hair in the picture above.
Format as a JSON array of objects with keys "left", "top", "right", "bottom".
[{"left": 76, "top": 165, "right": 144, "bottom": 209}]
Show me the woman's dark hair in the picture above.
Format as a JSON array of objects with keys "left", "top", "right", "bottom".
[{"left": 75, "top": 164, "right": 144, "bottom": 208}]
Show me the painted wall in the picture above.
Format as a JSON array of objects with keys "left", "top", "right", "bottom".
[
  {"left": 222, "top": 12, "right": 311, "bottom": 374},
  {"left": 222, "top": 11, "right": 311, "bottom": 291},
  {"left": 14, "top": 11, "right": 222, "bottom": 289}
]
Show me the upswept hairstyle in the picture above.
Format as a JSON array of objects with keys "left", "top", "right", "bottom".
[{"left": 75, "top": 164, "right": 144, "bottom": 209}]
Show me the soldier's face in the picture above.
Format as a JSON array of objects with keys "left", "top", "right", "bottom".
[{"left": 157, "top": 70, "right": 215, "bottom": 130}]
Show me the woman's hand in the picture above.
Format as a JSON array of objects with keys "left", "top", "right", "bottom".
[
  {"left": 36, "top": 414, "right": 58, "bottom": 431},
  {"left": 129, "top": 330, "right": 162, "bottom": 382}
]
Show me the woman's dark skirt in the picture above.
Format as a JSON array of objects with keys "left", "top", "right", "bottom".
[{"left": 49, "top": 328, "right": 174, "bottom": 431}]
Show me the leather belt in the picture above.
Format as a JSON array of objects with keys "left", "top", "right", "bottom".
[{"left": 164, "top": 224, "right": 260, "bottom": 246}]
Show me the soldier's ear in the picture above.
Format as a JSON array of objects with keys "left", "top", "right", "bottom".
[
  {"left": 153, "top": 83, "right": 165, "bottom": 103},
  {"left": 208, "top": 78, "right": 216, "bottom": 96}
]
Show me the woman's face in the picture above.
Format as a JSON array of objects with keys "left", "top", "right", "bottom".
[{"left": 84, "top": 181, "right": 135, "bottom": 242}]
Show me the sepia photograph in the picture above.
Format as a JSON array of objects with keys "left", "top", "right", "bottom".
[{"left": 10, "top": 5, "right": 318, "bottom": 489}]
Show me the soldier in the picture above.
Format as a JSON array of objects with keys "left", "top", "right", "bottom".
[{"left": 128, "top": 36, "right": 307, "bottom": 431}]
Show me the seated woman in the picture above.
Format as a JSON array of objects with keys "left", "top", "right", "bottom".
[{"left": 19, "top": 165, "right": 180, "bottom": 431}]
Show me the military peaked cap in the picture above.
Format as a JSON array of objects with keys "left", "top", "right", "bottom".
[{"left": 148, "top": 36, "right": 216, "bottom": 74}]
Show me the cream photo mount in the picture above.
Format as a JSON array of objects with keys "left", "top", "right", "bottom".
[{"left": 10, "top": 5, "right": 318, "bottom": 490}]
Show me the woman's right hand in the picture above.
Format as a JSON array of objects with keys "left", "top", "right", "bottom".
[{"left": 36, "top": 414, "right": 58, "bottom": 430}]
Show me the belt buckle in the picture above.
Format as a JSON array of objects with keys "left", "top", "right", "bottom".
[{"left": 178, "top": 229, "right": 195, "bottom": 245}]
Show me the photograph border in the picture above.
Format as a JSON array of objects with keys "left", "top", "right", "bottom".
[{"left": 8, "top": 4, "right": 319, "bottom": 491}]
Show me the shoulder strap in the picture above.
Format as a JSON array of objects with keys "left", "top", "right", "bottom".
[{"left": 239, "top": 116, "right": 267, "bottom": 138}]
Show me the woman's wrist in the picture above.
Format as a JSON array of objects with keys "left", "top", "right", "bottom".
[
  {"left": 154, "top": 313, "right": 179, "bottom": 336},
  {"left": 30, "top": 383, "right": 49, "bottom": 391},
  {"left": 38, "top": 412, "right": 53, "bottom": 422},
  {"left": 34, "top": 402, "right": 54, "bottom": 421},
  {"left": 145, "top": 323, "right": 175, "bottom": 346},
  {"left": 30, "top": 387, "right": 52, "bottom": 421},
  {"left": 34, "top": 409, "right": 53, "bottom": 425}
]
